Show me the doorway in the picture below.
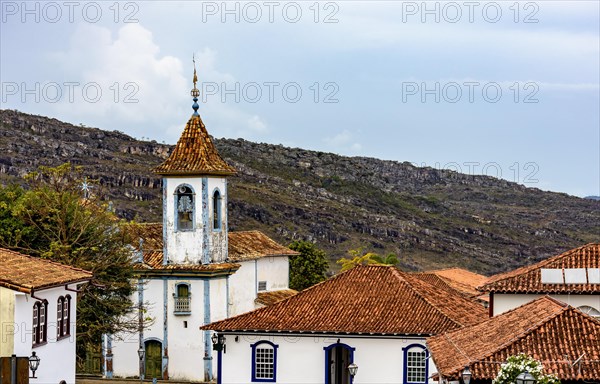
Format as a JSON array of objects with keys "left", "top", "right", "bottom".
[
  {"left": 144, "top": 340, "right": 162, "bottom": 379},
  {"left": 324, "top": 343, "right": 355, "bottom": 384}
]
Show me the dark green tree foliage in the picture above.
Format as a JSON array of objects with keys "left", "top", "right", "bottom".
[
  {"left": 0, "top": 164, "right": 136, "bottom": 361},
  {"left": 288, "top": 240, "right": 329, "bottom": 291}
]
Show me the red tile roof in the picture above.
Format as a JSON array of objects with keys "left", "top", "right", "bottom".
[
  {"left": 0, "top": 248, "right": 92, "bottom": 293},
  {"left": 153, "top": 115, "right": 236, "bottom": 176},
  {"left": 134, "top": 251, "right": 240, "bottom": 273},
  {"left": 481, "top": 243, "right": 600, "bottom": 293},
  {"left": 202, "top": 265, "right": 487, "bottom": 335},
  {"left": 427, "top": 296, "right": 600, "bottom": 381},
  {"left": 412, "top": 268, "right": 489, "bottom": 303},
  {"left": 255, "top": 289, "right": 298, "bottom": 306},
  {"left": 228, "top": 231, "right": 299, "bottom": 262}
]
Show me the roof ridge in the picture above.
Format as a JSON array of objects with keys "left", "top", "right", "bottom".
[
  {"left": 401, "top": 273, "right": 464, "bottom": 329},
  {"left": 442, "top": 296, "right": 567, "bottom": 374},
  {"left": 480, "top": 243, "right": 600, "bottom": 290}
]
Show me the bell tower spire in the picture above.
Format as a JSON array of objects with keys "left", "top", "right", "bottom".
[
  {"left": 191, "top": 55, "right": 200, "bottom": 116},
  {"left": 153, "top": 58, "right": 235, "bottom": 266}
]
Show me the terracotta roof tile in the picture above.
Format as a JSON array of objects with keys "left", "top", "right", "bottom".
[
  {"left": 228, "top": 231, "right": 299, "bottom": 262},
  {"left": 481, "top": 243, "right": 600, "bottom": 293},
  {"left": 0, "top": 248, "right": 92, "bottom": 293},
  {"left": 427, "top": 296, "right": 600, "bottom": 380},
  {"left": 202, "top": 265, "right": 487, "bottom": 335},
  {"left": 255, "top": 289, "right": 298, "bottom": 306},
  {"left": 134, "top": 250, "right": 240, "bottom": 272},
  {"left": 153, "top": 115, "right": 236, "bottom": 176},
  {"left": 412, "top": 268, "right": 489, "bottom": 303}
]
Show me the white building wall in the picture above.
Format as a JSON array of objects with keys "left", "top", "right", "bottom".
[
  {"left": 163, "top": 177, "right": 205, "bottom": 265},
  {"left": 228, "top": 261, "right": 258, "bottom": 316},
  {"left": 257, "top": 256, "right": 289, "bottom": 291},
  {"left": 219, "top": 334, "right": 438, "bottom": 384},
  {"left": 0, "top": 287, "right": 15, "bottom": 356},
  {"left": 7, "top": 285, "right": 80, "bottom": 384},
  {"left": 493, "top": 293, "right": 600, "bottom": 316}
]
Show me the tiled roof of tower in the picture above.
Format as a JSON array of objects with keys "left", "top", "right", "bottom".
[
  {"left": 125, "top": 224, "right": 296, "bottom": 266},
  {"left": 153, "top": 115, "right": 236, "bottom": 176},
  {"left": 202, "top": 265, "right": 487, "bottom": 335},
  {"left": 134, "top": 250, "right": 240, "bottom": 272},
  {"left": 427, "top": 296, "right": 600, "bottom": 380},
  {"left": 228, "top": 231, "right": 299, "bottom": 262},
  {"left": 0, "top": 248, "right": 92, "bottom": 293},
  {"left": 480, "top": 243, "right": 600, "bottom": 293}
]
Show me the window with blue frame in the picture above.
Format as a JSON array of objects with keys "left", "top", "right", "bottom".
[
  {"left": 251, "top": 340, "right": 278, "bottom": 382},
  {"left": 403, "top": 344, "right": 428, "bottom": 384},
  {"left": 213, "top": 189, "right": 222, "bottom": 230},
  {"left": 173, "top": 283, "right": 191, "bottom": 315}
]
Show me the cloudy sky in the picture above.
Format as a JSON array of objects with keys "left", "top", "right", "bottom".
[{"left": 1, "top": 1, "right": 598, "bottom": 197}]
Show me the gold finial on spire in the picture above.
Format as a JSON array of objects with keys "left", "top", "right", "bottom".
[{"left": 191, "top": 54, "right": 200, "bottom": 115}]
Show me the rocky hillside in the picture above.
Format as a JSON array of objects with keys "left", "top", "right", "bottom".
[{"left": 1, "top": 109, "right": 598, "bottom": 274}]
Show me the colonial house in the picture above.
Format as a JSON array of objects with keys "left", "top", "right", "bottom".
[
  {"left": 0, "top": 248, "right": 92, "bottom": 384},
  {"left": 202, "top": 264, "right": 487, "bottom": 384},
  {"left": 427, "top": 296, "right": 600, "bottom": 383},
  {"left": 106, "top": 73, "right": 298, "bottom": 382},
  {"left": 480, "top": 243, "right": 600, "bottom": 317},
  {"left": 411, "top": 267, "right": 489, "bottom": 306}
]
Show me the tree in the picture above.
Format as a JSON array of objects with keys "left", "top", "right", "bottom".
[
  {"left": 336, "top": 247, "right": 398, "bottom": 271},
  {"left": 0, "top": 164, "right": 137, "bottom": 362},
  {"left": 288, "top": 240, "right": 329, "bottom": 291},
  {"left": 493, "top": 354, "right": 560, "bottom": 384}
]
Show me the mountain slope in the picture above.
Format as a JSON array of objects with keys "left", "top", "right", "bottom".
[{"left": 1, "top": 109, "right": 598, "bottom": 274}]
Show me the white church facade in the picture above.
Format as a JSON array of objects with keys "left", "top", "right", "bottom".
[{"left": 106, "top": 72, "right": 297, "bottom": 382}]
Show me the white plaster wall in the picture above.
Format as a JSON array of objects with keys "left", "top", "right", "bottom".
[
  {"left": 10, "top": 285, "right": 79, "bottom": 384},
  {"left": 163, "top": 176, "right": 206, "bottom": 265},
  {"left": 219, "top": 334, "right": 438, "bottom": 384},
  {"left": 228, "top": 261, "right": 258, "bottom": 316},
  {"left": 112, "top": 278, "right": 164, "bottom": 378},
  {"left": 0, "top": 287, "right": 15, "bottom": 356},
  {"left": 257, "top": 256, "right": 290, "bottom": 291},
  {"left": 493, "top": 293, "right": 600, "bottom": 316},
  {"left": 167, "top": 278, "right": 209, "bottom": 381}
]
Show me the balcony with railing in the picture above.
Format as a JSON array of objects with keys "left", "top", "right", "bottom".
[{"left": 174, "top": 296, "right": 191, "bottom": 315}]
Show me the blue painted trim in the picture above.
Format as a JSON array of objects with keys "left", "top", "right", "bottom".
[
  {"left": 225, "top": 275, "right": 230, "bottom": 318},
  {"left": 217, "top": 348, "right": 223, "bottom": 384},
  {"left": 162, "top": 278, "right": 169, "bottom": 379},
  {"left": 138, "top": 278, "right": 145, "bottom": 380},
  {"left": 203, "top": 278, "right": 213, "bottom": 380},
  {"left": 402, "top": 343, "right": 429, "bottom": 384},
  {"left": 324, "top": 343, "right": 356, "bottom": 384},
  {"left": 201, "top": 178, "right": 210, "bottom": 264},
  {"left": 224, "top": 179, "right": 229, "bottom": 247},
  {"left": 250, "top": 340, "right": 279, "bottom": 382},
  {"left": 211, "top": 187, "right": 222, "bottom": 232},
  {"left": 144, "top": 336, "right": 163, "bottom": 344},
  {"left": 104, "top": 334, "right": 113, "bottom": 378},
  {"left": 162, "top": 178, "right": 168, "bottom": 264},
  {"left": 173, "top": 183, "right": 196, "bottom": 232},
  {"left": 173, "top": 282, "right": 192, "bottom": 315}
]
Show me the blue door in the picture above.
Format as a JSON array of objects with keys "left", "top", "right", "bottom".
[{"left": 324, "top": 343, "right": 355, "bottom": 384}]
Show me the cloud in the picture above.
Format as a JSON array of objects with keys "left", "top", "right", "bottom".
[
  {"left": 324, "top": 130, "right": 362, "bottom": 153},
  {"left": 45, "top": 24, "right": 270, "bottom": 143}
]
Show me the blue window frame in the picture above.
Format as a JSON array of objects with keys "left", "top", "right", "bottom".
[
  {"left": 175, "top": 184, "right": 195, "bottom": 231},
  {"left": 213, "top": 189, "right": 222, "bottom": 231},
  {"left": 402, "top": 344, "right": 428, "bottom": 384},
  {"left": 251, "top": 340, "right": 278, "bottom": 382},
  {"left": 173, "top": 283, "right": 191, "bottom": 315}
]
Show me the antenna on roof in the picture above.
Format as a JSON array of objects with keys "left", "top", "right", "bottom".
[{"left": 191, "top": 54, "right": 200, "bottom": 116}]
